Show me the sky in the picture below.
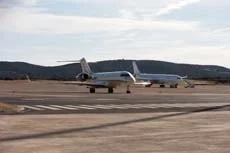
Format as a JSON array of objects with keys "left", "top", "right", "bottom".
[{"left": 0, "top": 0, "right": 230, "bottom": 67}]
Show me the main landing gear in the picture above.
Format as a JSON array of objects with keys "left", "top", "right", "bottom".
[
  {"left": 90, "top": 87, "right": 114, "bottom": 93},
  {"left": 89, "top": 87, "right": 131, "bottom": 94},
  {"left": 108, "top": 88, "right": 114, "bottom": 94},
  {"left": 170, "top": 84, "right": 178, "bottom": 88},
  {"left": 89, "top": 88, "right": 95, "bottom": 93}
]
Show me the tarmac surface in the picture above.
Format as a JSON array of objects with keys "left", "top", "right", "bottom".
[
  {"left": 1, "top": 81, "right": 230, "bottom": 153},
  {"left": 0, "top": 80, "right": 230, "bottom": 114}
]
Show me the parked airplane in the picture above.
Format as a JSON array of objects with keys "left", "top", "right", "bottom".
[
  {"left": 132, "top": 61, "right": 194, "bottom": 88},
  {"left": 59, "top": 58, "right": 136, "bottom": 94}
]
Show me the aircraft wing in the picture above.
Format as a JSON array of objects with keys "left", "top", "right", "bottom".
[
  {"left": 60, "top": 81, "right": 106, "bottom": 87},
  {"left": 60, "top": 80, "right": 129, "bottom": 88}
]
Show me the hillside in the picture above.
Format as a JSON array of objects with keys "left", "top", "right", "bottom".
[{"left": 0, "top": 60, "right": 230, "bottom": 80}]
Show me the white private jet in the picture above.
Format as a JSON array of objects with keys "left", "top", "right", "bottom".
[
  {"left": 60, "top": 58, "right": 136, "bottom": 94},
  {"left": 132, "top": 61, "right": 194, "bottom": 88}
]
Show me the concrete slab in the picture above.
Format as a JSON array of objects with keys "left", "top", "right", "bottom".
[{"left": 1, "top": 112, "right": 230, "bottom": 153}]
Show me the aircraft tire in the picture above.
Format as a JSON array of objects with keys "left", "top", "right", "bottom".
[
  {"left": 90, "top": 88, "right": 95, "bottom": 93},
  {"left": 108, "top": 88, "right": 114, "bottom": 94},
  {"left": 126, "top": 90, "right": 131, "bottom": 94},
  {"left": 170, "top": 84, "right": 178, "bottom": 88},
  {"left": 175, "top": 84, "right": 178, "bottom": 88}
]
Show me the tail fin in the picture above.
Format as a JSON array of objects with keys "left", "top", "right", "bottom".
[
  {"left": 132, "top": 61, "right": 141, "bottom": 76},
  {"left": 80, "top": 58, "right": 93, "bottom": 74},
  {"left": 25, "top": 74, "right": 31, "bottom": 82}
]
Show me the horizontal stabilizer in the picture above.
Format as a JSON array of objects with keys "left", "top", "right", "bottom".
[
  {"left": 57, "top": 60, "right": 80, "bottom": 63},
  {"left": 181, "top": 75, "right": 188, "bottom": 79}
]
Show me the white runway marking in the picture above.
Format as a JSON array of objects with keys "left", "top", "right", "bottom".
[
  {"left": 108, "top": 104, "right": 132, "bottom": 109},
  {"left": 35, "top": 105, "right": 61, "bottom": 110},
  {"left": 49, "top": 105, "right": 79, "bottom": 110},
  {"left": 24, "top": 103, "right": 230, "bottom": 111},
  {"left": 71, "top": 105, "right": 97, "bottom": 110},
  {"left": 92, "top": 104, "right": 115, "bottom": 109},
  {"left": 23, "top": 105, "right": 44, "bottom": 110}
]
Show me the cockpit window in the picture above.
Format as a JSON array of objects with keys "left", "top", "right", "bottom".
[{"left": 120, "top": 73, "right": 130, "bottom": 77}]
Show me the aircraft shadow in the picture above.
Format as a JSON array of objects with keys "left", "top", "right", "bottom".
[{"left": 1, "top": 104, "right": 229, "bottom": 142}]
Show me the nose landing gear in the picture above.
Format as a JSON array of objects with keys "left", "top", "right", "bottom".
[{"left": 126, "top": 85, "right": 131, "bottom": 94}]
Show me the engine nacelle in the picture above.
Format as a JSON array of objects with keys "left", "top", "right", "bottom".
[{"left": 76, "top": 73, "right": 90, "bottom": 81}]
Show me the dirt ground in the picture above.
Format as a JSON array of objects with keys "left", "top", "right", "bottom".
[{"left": 0, "top": 80, "right": 229, "bottom": 96}]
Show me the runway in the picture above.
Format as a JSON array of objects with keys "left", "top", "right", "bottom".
[
  {"left": 1, "top": 81, "right": 230, "bottom": 153},
  {"left": 0, "top": 81, "right": 230, "bottom": 114}
]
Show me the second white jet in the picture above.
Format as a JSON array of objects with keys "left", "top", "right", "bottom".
[{"left": 132, "top": 61, "right": 194, "bottom": 88}]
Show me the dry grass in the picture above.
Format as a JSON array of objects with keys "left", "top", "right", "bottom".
[
  {"left": 191, "top": 80, "right": 216, "bottom": 85},
  {"left": 0, "top": 102, "right": 24, "bottom": 113}
]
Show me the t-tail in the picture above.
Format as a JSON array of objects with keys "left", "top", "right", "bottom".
[
  {"left": 80, "top": 58, "right": 93, "bottom": 74},
  {"left": 132, "top": 61, "right": 141, "bottom": 76},
  {"left": 75, "top": 58, "right": 93, "bottom": 81}
]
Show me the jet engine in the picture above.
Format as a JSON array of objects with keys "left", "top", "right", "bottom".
[{"left": 76, "top": 73, "right": 90, "bottom": 81}]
